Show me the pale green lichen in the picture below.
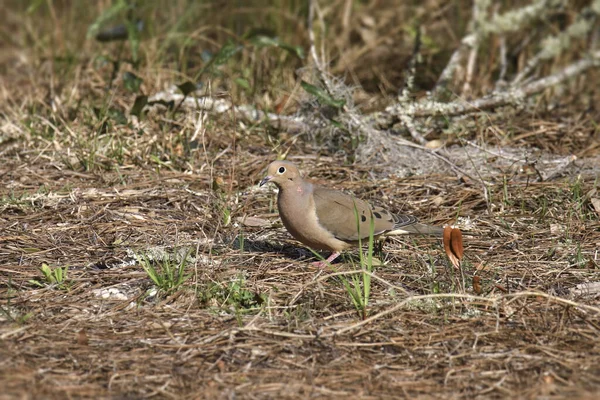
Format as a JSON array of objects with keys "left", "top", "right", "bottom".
[
  {"left": 539, "top": 13, "right": 596, "bottom": 60},
  {"left": 482, "top": 0, "right": 565, "bottom": 35}
]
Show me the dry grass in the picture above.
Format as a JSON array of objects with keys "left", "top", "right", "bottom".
[
  {"left": 2, "top": 1, "right": 600, "bottom": 399},
  {"left": 2, "top": 150, "right": 599, "bottom": 398}
]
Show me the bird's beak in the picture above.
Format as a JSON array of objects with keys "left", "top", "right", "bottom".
[{"left": 259, "top": 176, "right": 272, "bottom": 187}]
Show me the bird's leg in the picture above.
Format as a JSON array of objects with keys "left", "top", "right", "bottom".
[{"left": 312, "top": 251, "right": 340, "bottom": 268}]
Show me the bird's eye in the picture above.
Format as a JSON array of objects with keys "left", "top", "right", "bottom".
[{"left": 277, "top": 166, "right": 286, "bottom": 174}]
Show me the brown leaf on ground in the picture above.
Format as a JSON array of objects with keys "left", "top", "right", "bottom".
[
  {"left": 451, "top": 228, "right": 464, "bottom": 260},
  {"left": 443, "top": 226, "right": 464, "bottom": 268},
  {"left": 473, "top": 275, "right": 482, "bottom": 295},
  {"left": 76, "top": 329, "right": 88, "bottom": 346},
  {"left": 591, "top": 198, "right": 600, "bottom": 217},
  {"left": 237, "top": 216, "right": 272, "bottom": 227}
]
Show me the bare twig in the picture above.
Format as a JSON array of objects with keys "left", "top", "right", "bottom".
[
  {"left": 462, "top": 1, "right": 483, "bottom": 96},
  {"left": 431, "top": 0, "right": 564, "bottom": 99},
  {"left": 148, "top": 89, "right": 310, "bottom": 133},
  {"left": 512, "top": 5, "right": 598, "bottom": 85},
  {"left": 497, "top": 35, "right": 508, "bottom": 84},
  {"left": 382, "top": 50, "right": 600, "bottom": 122}
]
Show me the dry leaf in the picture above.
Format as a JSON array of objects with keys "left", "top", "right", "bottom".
[
  {"left": 443, "top": 226, "right": 464, "bottom": 269},
  {"left": 77, "top": 329, "right": 89, "bottom": 346},
  {"left": 571, "top": 281, "right": 600, "bottom": 296},
  {"left": 591, "top": 198, "right": 600, "bottom": 217},
  {"left": 237, "top": 216, "right": 271, "bottom": 227},
  {"left": 212, "top": 177, "right": 225, "bottom": 191},
  {"left": 475, "top": 262, "right": 492, "bottom": 272},
  {"left": 473, "top": 275, "right": 482, "bottom": 295},
  {"left": 542, "top": 373, "right": 555, "bottom": 385},
  {"left": 450, "top": 228, "right": 464, "bottom": 260},
  {"left": 432, "top": 196, "right": 444, "bottom": 206},
  {"left": 443, "top": 226, "right": 453, "bottom": 259},
  {"left": 173, "top": 142, "right": 184, "bottom": 157},
  {"left": 443, "top": 226, "right": 457, "bottom": 268},
  {"left": 275, "top": 94, "right": 291, "bottom": 114},
  {"left": 425, "top": 139, "right": 443, "bottom": 149},
  {"left": 217, "top": 360, "right": 226, "bottom": 373},
  {"left": 494, "top": 284, "right": 508, "bottom": 293}
]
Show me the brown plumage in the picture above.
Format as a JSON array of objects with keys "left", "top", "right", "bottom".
[{"left": 259, "top": 160, "right": 443, "bottom": 264}]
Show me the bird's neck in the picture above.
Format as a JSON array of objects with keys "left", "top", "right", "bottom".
[{"left": 278, "top": 182, "right": 311, "bottom": 204}]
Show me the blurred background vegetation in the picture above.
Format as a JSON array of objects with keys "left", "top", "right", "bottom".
[{"left": 1, "top": 0, "right": 598, "bottom": 174}]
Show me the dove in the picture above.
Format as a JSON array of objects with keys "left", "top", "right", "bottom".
[{"left": 259, "top": 160, "right": 443, "bottom": 265}]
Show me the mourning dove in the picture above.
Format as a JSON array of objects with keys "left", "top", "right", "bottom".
[{"left": 259, "top": 160, "right": 443, "bottom": 265}]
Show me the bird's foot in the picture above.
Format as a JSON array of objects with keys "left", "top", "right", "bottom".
[{"left": 311, "top": 251, "right": 340, "bottom": 268}]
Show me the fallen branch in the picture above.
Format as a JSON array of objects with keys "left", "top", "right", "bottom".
[
  {"left": 147, "top": 90, "right": 311, "bottom": 133},
  {"left": 380, "top": 50, "right": 600, "bottom": 125}
]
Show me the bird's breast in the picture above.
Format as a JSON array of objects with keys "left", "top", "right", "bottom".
[{"left": 277, "top": 189, "right": 348, "bottom": 252}]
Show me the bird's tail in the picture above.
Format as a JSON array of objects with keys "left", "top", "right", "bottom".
[{"left": 387, "top": 222, "right": 444, "bottom": 236}]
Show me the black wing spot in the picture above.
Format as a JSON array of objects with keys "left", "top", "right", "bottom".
[
  {"left": 361, "top": 215, "right": 367, "bottom": 222},
  {"left": 373, "top": 212, "right": 382, "bottom": 219}
]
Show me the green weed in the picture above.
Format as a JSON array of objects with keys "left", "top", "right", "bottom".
[
  {"left": 327, "top": 204, "right": 376, "bottom": 320},
  {"left": 198, "top": 275, "right": 265, "bottom": 313},
  {"left": 1, "top": 276, "right": 34, "bottom": 323},
  {"left": 138, "top": 248, "right": 191, "bottom": 296},
  {"left": 570, "top": 176, "right": 585, "bottom": 217},
  {"left": 572, "top": 243, "right": 588, "bottom": 268},
  {"left": 29, "top": 263, "right": 70, "bottom": 290}
]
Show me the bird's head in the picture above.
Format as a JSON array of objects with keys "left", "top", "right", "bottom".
[{"left": 259, "top": 160, "right": 302, "bottom": 188}]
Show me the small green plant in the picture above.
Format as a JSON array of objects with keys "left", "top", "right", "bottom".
[
  {"left": 572, "top": 243, "right": 588, "bottom": 268},
  {"left": 2, "top": 276, "right": 34, "bottom": 323},
  {"left": 502, "top": 175, "right": 512, "bottom": 206},
  {"left": 138, "top": 249, "right": 191, "bottom": 296},
  {"left": 238, "top": 231, "right": 245, "bottom": 253},
  {"left": 428, "top": 253, "right": 440, "bottom": 294},
  {"left": 224, "top": 276, "right": 264, "bottom": 310},
  {"left": 0, "top": 303, "right": 33, "bottom": 324},
  {"left": 29, "top": 263, "right": 70, "bottom": 290},
  {"left": 329, "top": 204, "right": 376, "bottom": 320},
  {"left": 198, "top": 275, "right": 265, "bottom": 314},
  {"left": 0, "top": 189, "right": 43, "bottom": 212},
  {"left": 538, "top": 195, "right": 548, "bottom": 221},
  {"left": 570, "top": 175, "right": 587, "bottom": 218},
  {"left": 211, "top": 177, "right": 233, "bottom": 227},
  {"left": 222, "top": 206, "right": 231, "bottom": 226}
]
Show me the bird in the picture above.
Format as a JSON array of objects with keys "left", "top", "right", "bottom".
[{"left": 259, "top": 160, "right": 444, "bottom": 265}]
